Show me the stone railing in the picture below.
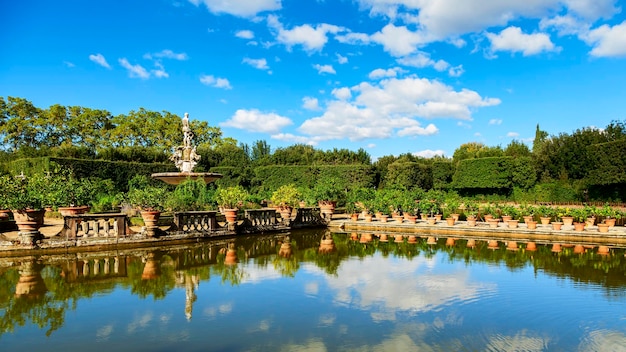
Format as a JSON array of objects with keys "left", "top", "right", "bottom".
[
  {"left": 245, "top": 208, "right": 278, "bottom": 227},
  {"left": 62, "top": 213, "right": 129, "bottom": 240},
  {"left": 172, "top": 211, "right": 218, "bottom": 233},
  {"left": 292, "top": 207, "right": 326, "bottom": 228}
]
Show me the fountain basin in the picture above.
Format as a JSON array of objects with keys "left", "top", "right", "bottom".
[{"left": 151, "top": 172, "right": 222, "bottom": 185}]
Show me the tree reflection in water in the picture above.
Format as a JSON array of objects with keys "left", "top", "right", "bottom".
[{"left": 1, "top": 230, "right": 626, "bottom": 339}]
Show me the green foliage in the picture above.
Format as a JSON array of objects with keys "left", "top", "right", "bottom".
[
  {"left": 453, "top": 157, "right": 512, "bottom": 190},
  {"left": 166, "top": 178, "right": 216, "bottom": 211},
  {"left": 533, "top": 181, "right": 579, "bottom": 202},
  {"left": 252, "top": 165, "right": 374, "bottom": 194},
  {"left": 432, "top": 161, "right": 454, "bottom": 190},
  {"left": 270, "top": 184, "right": 301, "bottom": 208},
  {"left": 586, "top": 139, "right": 626, "bottom": 186},
  {"left": 311, "top": 176, "right": 346, "bottom": 205},
  {"left": 126, "top": 175, "right": 167, "bottom": 211},
  {"left": 384, "top": 161, "right": 432, "bottom": 190},
  {"left": 4, "top": 157, "right": 172, "bottom": 192},
  {"left": 0, "top": 173, "right": 55, "bottom": 210},
  {"left": 215, "top": 186, "right": 249, "bottom": 209}
]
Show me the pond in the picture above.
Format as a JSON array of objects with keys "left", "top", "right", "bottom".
[{"left": 2, "top": 230, "right": 626, "bottom": 351}]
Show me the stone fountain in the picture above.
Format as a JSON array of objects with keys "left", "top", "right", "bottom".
[{"left": 151, "top": 113, "right": 222, "bottom": 185}]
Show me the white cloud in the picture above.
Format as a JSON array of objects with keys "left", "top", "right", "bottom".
[
  {"left": 89, "top": 53, "right": 111, "bottom": 69},
  {"left": 297, "top": 76, "right": 499, "bottom": 142},
  {"left": 507, "top": 132, "right": 520, "bottom": 137},
  {"left": 489, "top": 119, "right": 503, "bottom": 125},
  {"left": 221, "top": 109, "right": 292, "bottom": 133},
  {"left": 397, "top": 52, "right": 450, "bottom": 72},
  {"left": 199, "top": 74, "right": 232, "bottom": 89},
  {"left": 368, "top": 68, "right": 399, "bottom": 80},
  {"left": 189, "top": 0, "right": 281, "bottom": 17},
  {"left": 539, "top": 14, "right": 589, "bottom": 36},
  {"left": 357, "top": 0, "right": 620, "bottom": 41},
  {"left": 242, "top": 57, "right": 270, "bottom": 70},
  {"left": 414, "top": 149, "right": 445, "bottom": 158},
  {"left": 64, "top": 61, "right": 75, "bottom": 68},
  {"left": 335, "top": 31, "right": 371, "bottom": 45},
  {"left": 302, "top": 97, "right": 321, "bottom": 110},
  {"left": 336, "top": 53, "right": 348, "bottom": 64},
  {"left": 145, "top": 49, "right": 188, "bottom": 60},
  {"left": 582, "top": 21, "right": 626, "bottom": 57},
  {"left": 271, "top": 133, "right": 318, "bottom": 145},
  {"left": 331, "top": 87, "right": 352, "bottom": 100},
  {"left": 397, "top": 123, "right": 439, "bottom": 136},
  {"left": 152, "top": 62, "right": 169, "bottom": 78},
  {"left": 486, "top": 26, "right": 559, "bottom": 56},
  {"left": 118, "top": 58, "right": 150, "bottom": 79},
  {"left": 235, "top": 30, "right": 254, "bottom": 39},
  {"left": 448, "top": 65, "right": 465, "bottom": 77},
  {"left": 370, "top": 24, "right": 428, "bottom": 56},
  {"left": 267, "top": 15, "right": 343, "bottom": 52},
  {"left": 313, "top": 64, "right": 336, "bottom": 74}
]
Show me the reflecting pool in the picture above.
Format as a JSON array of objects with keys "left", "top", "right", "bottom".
[{"left": 2, "top": 230, "right": 626, "bottom": 351}]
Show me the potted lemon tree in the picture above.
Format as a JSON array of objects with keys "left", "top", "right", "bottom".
[
  {"left": 215, "top": 186, "right": 249, "bottom": 224},
  {"left": 270, "top": 184, "right": 300, "bottom": 222}
]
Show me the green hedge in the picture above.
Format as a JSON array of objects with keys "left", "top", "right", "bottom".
[
  {"left": 384, "top": 161, "right": 432, "bottom": 190},
  {"left": 587, "top": 139, "right": 626, "bottom": 185},
  {"left": 210, "top": 166, "right": 252, "bottom": 188},
  {"left": 453, "top": 157, "right": 512, "bottom": 190},
  {"left": 432, "top": 161, "right": 454, "bottom": 190},
  {"left": 252, "top": 164, "right": 375, "bottom": 192},
  {"left": 4, "top": 157, "right": 174, "bottom": 192}
]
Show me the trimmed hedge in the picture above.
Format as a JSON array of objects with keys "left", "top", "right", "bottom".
[
  {"left": 587, "top": 139, "right": 626, "bottom": 185},
  {"left": 252, "top": 164, "right": 375, "bottom": 192},
  {"left": 384, "top": 161, "right": 432, "bottom": 190},
  {"left": 432, "top": 161, "right": 454, "bottom": 190},
  {"left": 3, "top": 157, "right": 174, "bottom": 192},
  {"left": 453, "top": 157, "right": 512, "bottom": 190}
]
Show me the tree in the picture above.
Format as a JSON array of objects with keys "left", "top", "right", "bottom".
[
  {"left": 532, "top": 124, "right": 548, "bottom": 155},
  {"left": 251, "top": 139, "right": 271, "bottom": 164},
  {"left": 504, "top": 140, "right": 531, "bottom": 158}
]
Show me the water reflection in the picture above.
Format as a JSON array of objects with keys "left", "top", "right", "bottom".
[{"left": 1, "top": 230, "right": 626, "bottom": 350}]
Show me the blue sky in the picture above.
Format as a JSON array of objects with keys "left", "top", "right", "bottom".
[{"left": 2, "top": 0, "right": 625, "bottom": 159}]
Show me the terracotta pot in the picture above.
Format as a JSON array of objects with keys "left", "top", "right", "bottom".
[
  {"left": 484, "top": 214, "right": 494, "bottom": 221},
  {"left": 551, "top": 222, "right": 563, "bottom": 231},
  {"left": 0, "top": 209, "right": 11, "bottom": 220},
  {"left": 279, "top": 242, "right": 293, "bottom": 257},
  {"left": 445, "top": 237, "right": 455, "bottom": 246},
  {"left": 350, "top": 213, "right": 359, "bottom": 221},
  {"left": 405, "top": 215, "right": 417, "bottom": 224},
  {"left": 427, "top": 217, "right": 437, "bottom": 225},
  {"left": 540, "top": 217, "right": 551, "bottom": 225},
  {"left": 467, "top": 218, "right": 477, "bottom": 227},
  {"left": 394, "top": 235, "right": 404, "bottom": 243},
  {"left": 223, "top": 208, "right": 238, "bottom": 224},
  {"left": 573, "top": 244, "right": 585, "bottom": 254},
  {"left": 451, "top": 213, "right": 460, "bottom": 221},
  {"left": 561, "top": 216, "right": 574, "bottom": 226},
  {"left": 526, "top": 242, "right": 537, "bottom": 251},
  {"left": 573, "top": 222, "right": 586, "bottom": 231},
  {"left": 58, "top": 206, "right": 90, "bottom": 217},
  {"left": 552, "top": 243, "right": 562, "bottom": 253},
  {"left": 224, "top": 248, "right": 238, "bottom": 265},
  {"left": 605, "top": 218, "right": 616, "bottom": 227},
  {"left": 597, "top": 223, "right": 609, "bottom": 233},
  {"left": 360, "top": 233, "right": 373, "bottom": 243},
  {"left": 364, "top": 214, "right": 373, "bottom": 222},
  {"left": 12, "top": 209, "right": 46, "bottom": 233},
  {"left": 526, "top": 220, "right": 537, "bottom": 230},
  {"left": 279, "top": 206, "right": 293, "bottom": 221},
  {"left": 379, "top": 215, "right": 389, "bottom": 223},
  {"left": 445, "top": 217, "right": 455, "bottom": 226},
  {"left": 502, "top": 215, "right": 512, "bottom": 222},
  {"left": 466, "top": 239, "right": 476, "bottom": 248},
  {"left": 434, "top": 214, "right": 442, "bottom": 221},
  {"left": 598, "top": 245, "right": 610, "bottom": 255},
  {"left": 586, "top": 217, "right": 596, "bottom": 227},
  {"left": 522, "top": 215, "right": 534, "bottom": 223},
  {"left": 507, "top": 220, "right": 519, "bottom": 229},
  {"left": 140, "top": 210, "right": 161, "bottom": 228},
  {"left": 426, "top": 236, "right": 437, "bottom": 245},
  {"left": 507, "top": 241, "right": 519, "bottom": 251},
  {"left": 488, "top": 240, "right": 499, "bottom": 249},
  {"left": 379, "top": 234, "right": 388, "bottom": 242},
  {"left": 142, "top": 258, "right": 161, "bottom": 279},
  {"left": 407, "top": 235, "right": 417, "bottom": 243},
  {"left": 420, "top": 213, "right": 428, "bottom": 220},
  {"left": 487, "top": 219, "right": 500, "bottom": 228}
]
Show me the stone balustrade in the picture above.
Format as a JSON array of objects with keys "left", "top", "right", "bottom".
[
  {"left": 172, "top": 211, "right": 218, "bottom": 233},
  {"left": 63, "top": 213, "right": 129, "bottom": 239}
]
